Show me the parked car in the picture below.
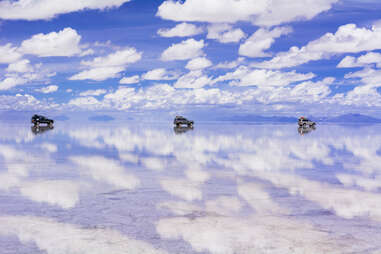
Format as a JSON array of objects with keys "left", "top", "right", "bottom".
[
  {"left": 298, "top": 117, "right": 315, "bottom": 127},
  {"left": 174, "top": 116, "right": 194, "bottom": 127},
  {"left": 31, "top": 114, "right": 54, "bottom": 127}
]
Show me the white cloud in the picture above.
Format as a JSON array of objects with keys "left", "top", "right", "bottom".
[
  {"left": 142, "top": 68, "right": 179, "bottom": 80},
  {"left": 0, "top": 43, "right": 22, "bottom": 64},
  {"left": 157, "top": 0, "right": 268, "bottom": 23},
  {"left": 330, "top": 68, "right": 381, "bottom": 107},
  {"left": 338, "top": 52, "right": 381, "bottom": 68},
  {"left": 161, "top": 38, "right": 205, "bottom": 61},
  {"left": 0, "top": 0, "right": 131, "bottom": 20},
  {"left": 6, "top": 59, "right": 33, "bottom": 73},
  {"left": 253, "top": 0, "right": 338, "bottom": 27},
  {"left": 157, "top": 0, "right": 338, "bottom": 26},
  {"left": 0, "top": 94, "right": 56, "bottom": 110},
  {"left": 68, "top": 84, "right": 245, "bottom": 111},
  {"left": 213, "top": 57, "right": 245, "bottom": 69},
  {"left": 174, "top": 70, "right": 212, "bottom": 89},
  {"left": 119, "top": 75, "right": 140, "bottom": 84},
  {"left": 80, "top": 47, "right": 142, "bottom": 68},
  {"left": 214, "top": 66, "right": 315, "bottom": 87},
  {"left": 185, "top": 57, "right": 212, "bottom": 70},
  {"left": 0, "top": 76, "right": 28, "bottom": 90},
  {"left": 79, "top": 89, "right": 107, "bottom": 96},
  {"left": 68, "top": 96, "right": 102, "bottom": 108},
  {"left": 20, "top": 27, "right": 82, "bottom": 57},
  {"left": 158, "top": 22, "right": 204, "bottom": 37},
  {"left": 69, "top": 48, "right": 142, "bottom": 81},
  {"left": 0, "top": 60, "right": 54, "bottom": 90},
  {"left": 239, "top": 26, "right": 292, "bottom": 58},
  {"left": 35, "top": 85, "right": 58, "bottom": 94},
  {"left": 207, "top": 24, "right": 246, "bottom": 43},
  {"left": 69, "top": 66, "right": 125, "bottom": 81},
  {"left": 252, "top": 23, "right": 381, "bottom": 69}
]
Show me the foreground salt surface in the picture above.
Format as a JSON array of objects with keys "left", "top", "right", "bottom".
[{"left": 1, "top": 121, "right": 381, "bottom": 253}]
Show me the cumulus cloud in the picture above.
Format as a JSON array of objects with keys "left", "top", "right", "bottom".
[
  {"left": 157, "top": 0, "right": 268, "bottom": 23},
  {"left": 213, "top": 66, "right": 315, "bottom": 87},
  {"left": 213, "top": 57, "right": 245, "bottom": 69},
  {"left": 142, "top": 68, "right": 179, "bottom": 80},
  {"left": 185, "top": 57, "right": 212, "bottom": 70},
  {"left": 337, "top": 52, "right": 381, "bottom": 68},
  {"left": 207, "top": 24, "right": 246, "bottom": 43},
  {"left": 330, "top": 68, "right": 381, "bottom": 107},
  {"left": 1, "top": 61, "right": 55, "bottom": 90},
  {"left": 68, "top": 84, "right": 246, "bottom": 111},
  {"left": 79, "top": 89, "right": 107, "bottom": 96},
  {"left": 0, "top": 94, "right": 56, "bottom": 110},
  {"left": 161, "top": 38, "right": 205, "bottom": 61},
  {"left": 20, "top": 27, "right": 83, "bottom": 57},
  {"left": 252, "top": 23, "right": 381, "bottom": 69},
  {"left": 239, "top": 26, "right": 292, "bottom": 58},
  {"left": 253, "top": 0, "right": 338, "bottom": 27},
  {"left": 119, "top": 75, "right": 140, "bottom": 84},
  {"left": 0, "top": 76, "right": 28, "bottom": 90},
  {"left": 6, "top": 59, "right": 34, "bottom": 73},
  {"left": 35, "top": 85, "right": 59, "bottom": 94},
  {"left": 157, "top": 0, "right": 338, "bottom": 26},
  {"left": 69, "top": 48, "right": 142, "bottom": 81},
  {"left": 0, "top": 0, "right": 131, "bottom": 20},
  {"left": 158, "top": 22, "right": 204, "bottom": 37},
  {"left": 0, "top": 43, "right": 22, "bottom": 64},
  {"left": 174, "top": 70, "right": 212, "bottom": 89},
  {"left": 69, "top": 66, "right": 125, "bottom": 81}
]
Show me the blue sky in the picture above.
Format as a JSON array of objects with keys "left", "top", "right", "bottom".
[{"left": 1, "top": 0, "right": 381, "bottom": 116}]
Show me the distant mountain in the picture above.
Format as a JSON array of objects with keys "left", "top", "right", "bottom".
[
  {"left": 219, "top": 113, "right": 381, "bottom": 123},
  {"left": 319, "top": 114, "right": 381, "bottom": 123},
  {"left": 219, "top": 114, "right": 297, "bottom": 123},
  {"left": 54, "top": 115, "right": 70, "bottom": 121}
]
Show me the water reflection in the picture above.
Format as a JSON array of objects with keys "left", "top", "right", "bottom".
[
  {"left": 173, "top": 126, "right": 194, "bottom": 135},
  {"left": 0, "top": 120, "right": 381, "bottom": 253},
  {"left": 298, "top": 125, "right": 316, "bottom": 135},
  {"left": 31, "top": 125, "right": 54, "bottom": 135}
]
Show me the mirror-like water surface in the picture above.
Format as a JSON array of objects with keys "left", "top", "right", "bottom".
[{"left": 1, "top": 120, "right": 381, "bottom": 253}]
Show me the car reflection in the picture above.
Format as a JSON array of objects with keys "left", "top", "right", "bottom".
[
  {"left": 298, "top": 125, "right": 316, "bottom": 135},
  {"left": 173, "top": 125, "right": 194, "bottom": 135},
  {"left": 31, "top": 125, "right": 54, "bottom": 135}
]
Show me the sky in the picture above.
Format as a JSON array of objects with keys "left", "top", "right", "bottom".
[{"left": 1, "top": 0, "right": 381, "bottom": 117}]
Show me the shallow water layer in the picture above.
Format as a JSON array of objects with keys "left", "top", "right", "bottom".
[{"left": 0, "top": 120, "right": 381, "bottom": 254}]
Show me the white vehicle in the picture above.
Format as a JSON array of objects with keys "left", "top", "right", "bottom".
[{"left": 298, "top": 117, "right": 316, "bottom": 127}]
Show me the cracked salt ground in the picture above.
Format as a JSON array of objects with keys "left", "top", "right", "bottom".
[{"left": 1, "top": 120, "right": 381, "bottom": 253}]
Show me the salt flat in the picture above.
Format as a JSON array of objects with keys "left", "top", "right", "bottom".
[{"left": 0, "top": 119, "right": 381, "bottom": 254}]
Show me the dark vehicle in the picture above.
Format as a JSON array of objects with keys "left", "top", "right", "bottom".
[
  {"left": 174, "top": 125, "right": 194, "bottom": 135},
  {"left": 298, "top": 117, "right": 315, "bottom": 127},
  {"left": 174, "top": 116, "right": 194, "bottom": 127},
  {"left": 298, "top": 125, "right": 316, "bottom": 135},
  {"left": 31, "top": 114, "right": 54, "bottom": 127},
  {"left": 31, "top": 125, "right": 54, "bottom": 135}
]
